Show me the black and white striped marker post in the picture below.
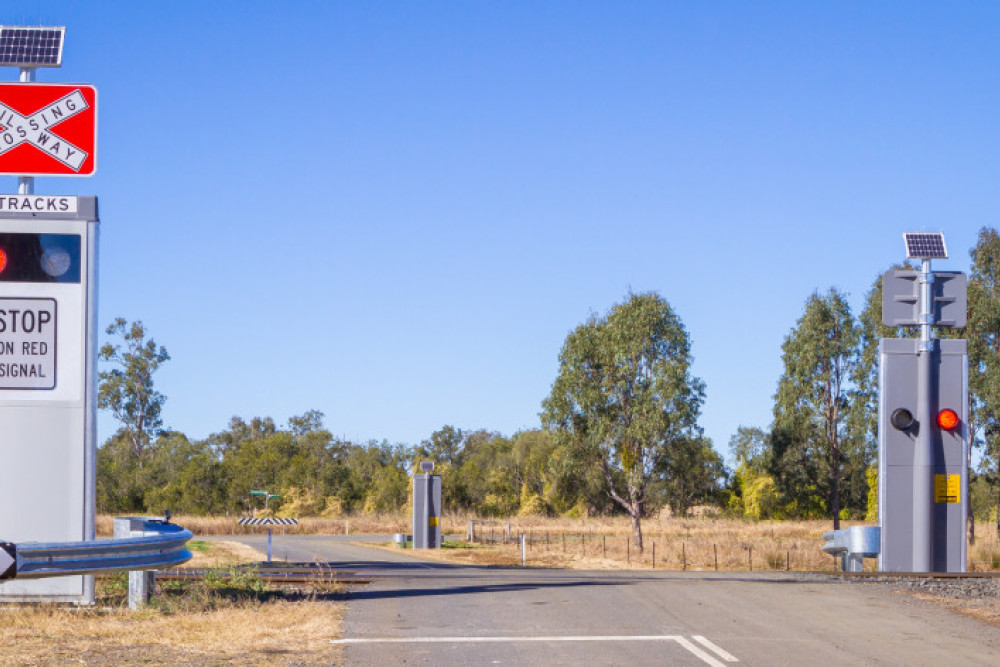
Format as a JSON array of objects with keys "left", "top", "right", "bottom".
[{"left": 238, "top": 517, "right": 299, "bottom": 562}]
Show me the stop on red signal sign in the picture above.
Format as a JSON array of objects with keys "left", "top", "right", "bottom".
[{"left": 0, "top": 83, "right": 97, "bottom": 177}]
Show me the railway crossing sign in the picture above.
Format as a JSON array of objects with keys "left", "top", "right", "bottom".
[
  {"left": 0, "top": 25, "right": 99, "bottom": 606},
  {"left": 0, "top": 83, "right": 97, "bottom": 176}
]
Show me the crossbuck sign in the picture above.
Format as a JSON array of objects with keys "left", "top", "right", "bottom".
[{"left": 0, "top": 84, "right": 97, "bottom": 176}]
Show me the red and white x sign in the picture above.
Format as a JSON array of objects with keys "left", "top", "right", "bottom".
[{"left": 0, "top": 83, "right": 97, "bottom": 177}]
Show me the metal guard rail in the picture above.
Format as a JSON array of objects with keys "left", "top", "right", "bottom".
[{"left": 15, "top": 519, "right": 193, "bottom": 579}]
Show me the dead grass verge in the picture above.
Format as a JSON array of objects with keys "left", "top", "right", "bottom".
[
  {"left": 0, "top": 600, "right": 345, "bottom": 666},
  {"left": 0, "top": 539, "right": 345, "bottom": 665}
]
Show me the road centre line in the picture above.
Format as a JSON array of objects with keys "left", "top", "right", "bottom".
[{"left": 332, "top": 634, "right": 737, "bottom": 666}]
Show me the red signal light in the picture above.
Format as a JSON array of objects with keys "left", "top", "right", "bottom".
[
  {"left": 0, "top": 247, "right": 6, "bottom": 274},
  {"left": 937, "top": 409, "right": 959, "bottom": 431}
]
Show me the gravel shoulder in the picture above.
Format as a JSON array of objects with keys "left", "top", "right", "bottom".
[{"left": 834, "top": 575, "right": 1000, "bottom": 628}]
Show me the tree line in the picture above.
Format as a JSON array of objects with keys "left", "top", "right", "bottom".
[{"left": 97, "top": 228, "right": 1000, "bottom": 548}]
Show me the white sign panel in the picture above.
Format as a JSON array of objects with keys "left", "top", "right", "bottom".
[
  {"left": 0, "top": 195, "right": 78, "bottom": 214},
  {"left": 0, "top": 297, "right": 56, "bottom": 389}
]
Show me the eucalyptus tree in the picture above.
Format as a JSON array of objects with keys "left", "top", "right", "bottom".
[
  {"left": 774, "top": 289, "right": 859, "bottom": 529},
  {"left": 542, "top": 292, "right": 706, "bottom": 551},
  {"left": 98, "top": 318, "right": 170, "bottom": 463},
  {"left": 655, "top": 434, "right": 726, "bottom": 517},
  {"left": 967, "top": 227, "right": 1000, "bottom": 537}
]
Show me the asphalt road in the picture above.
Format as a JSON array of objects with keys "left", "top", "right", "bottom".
[{"left": 223, "top": 534, "right": 1000, "bottom": 665}]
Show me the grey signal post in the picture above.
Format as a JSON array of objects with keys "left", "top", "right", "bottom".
[
  {"left": 0, "top": 198, "right": 100, "bottom": 602},
  {"left": 880, "top": 233, "right": 968, "bottom": 572},
  {"left": 412, "top": 463, "right": 441, "bottom": 549}
]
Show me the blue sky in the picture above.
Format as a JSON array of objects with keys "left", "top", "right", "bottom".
[{"left": 3, "top": 2, "right": 996, "bottom": 459}]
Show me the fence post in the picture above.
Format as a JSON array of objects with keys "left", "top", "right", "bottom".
[
  {"left": 467, "top": 520, "right": 474, "bottom": 542},
  {"left": 521, "top": 533, "right": 526, "bottom": 567},
  {"left": 682, "top": 543, "right": 686, "bottom": 571},
  {"left": 506, "top": 523, "right": 511, "bottom": 542},
  {"left": 749, "top": 545, "right": 753, "bottom": 571},
  {"left": 603, "top": 535, "right": 606, "bottom": 558},
  {"left": 627, "top": 537, "right": 630, "bottom": 565},
  {"left": 714, "top": 544, "right": 718, "bottom": 571},
  {"left": 652, "top": 541, "right": 656, "bottom": 569}
]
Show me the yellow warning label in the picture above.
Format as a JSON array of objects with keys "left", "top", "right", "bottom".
[
  {"left": 934, "top": 474, "right": 961, "bottom": 503},
  {"left": 429, "top": 516, "right": 439, "bottom": 527}
]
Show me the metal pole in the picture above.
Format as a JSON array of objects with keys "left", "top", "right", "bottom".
[
  {"left": 913, "top": 258, "right": 935, "bottom": 572},
  {"left": 521, "top": 533, "right": 526, "bottom": 567},
  {"left": 267, "top": 528, "right": 272, "bottom": 563},
  {"left": 83, "top": 217, "right": 100, "bottom": 604},
  {"left": 423, "top": 473, "right": 431, "bottom": 549},
  {"left": 18, "top": 67, "right": 35, "bottom": 196}
]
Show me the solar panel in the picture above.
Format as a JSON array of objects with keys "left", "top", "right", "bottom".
[
  {"left": 903, "top": 232, "right": 948, "bottom": 259},
  {"left": 0, "top": 26, "right": 65, "bottom": 68}
]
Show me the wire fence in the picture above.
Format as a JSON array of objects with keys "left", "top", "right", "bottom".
[{"left": 467, "top": 522, "right": 853, "bottom": 571}]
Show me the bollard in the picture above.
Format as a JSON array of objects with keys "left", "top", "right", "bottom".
[
  {"left": 521, "top": 533, "right": 526, "bottom": 567},
  {"left": 113, "top": 517, "right": 157, "bottom": 610}
]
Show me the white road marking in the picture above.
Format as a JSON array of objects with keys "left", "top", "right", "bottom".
[
  {"left": 332, "top": 634, "right": 738, "bottom": 666},
  {"left": 693, "top": 635, "right": 740, "bottom": 662},
  {"left": 674, "top": 636, "right": 731, "bottom": 667}
]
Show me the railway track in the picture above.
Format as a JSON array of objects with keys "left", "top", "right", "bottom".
[{"left": 100, "top": 562, "right": 374, "bottom": 586}]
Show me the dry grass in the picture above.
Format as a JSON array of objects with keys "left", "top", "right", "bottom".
[
  {"left": 0, "top": 601, "right": 344, "bottom": 666},
  {"left": 365, "top": 513, "right": 1000, "bottom": 572},
  {"left": 422, "top": 515, "right": 846, "bottom": 571},
  {"left": 0, "top": 539, "right": 345, "bottom": 666},
  {"left": 184, "top": 539, "right": 269, "bottom": 569},
  {"left": 96, "top": 513, "right": 1000, "bottom": 572}
]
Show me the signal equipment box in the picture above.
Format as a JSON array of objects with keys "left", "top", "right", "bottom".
[
  {"left": 0, "top": 197, "right": 98, "bottom": 602},
  {"left": 879, "top": 337, "right": 968, "bottom": 572},
  {"left": 412, "top": 473, "right": 441, "bottom": 549}
]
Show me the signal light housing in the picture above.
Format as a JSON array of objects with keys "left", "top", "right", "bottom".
[
  {"left": 937, "top": 408, "right": 959, "bottom": 431},
  {"left": 890, "top": 408, "right": 915, "bottom": 431}
]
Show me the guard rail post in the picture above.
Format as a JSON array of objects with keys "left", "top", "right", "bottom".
[
  {"left": 114, "top": 517, "right": 158, "bottom": 609},
  {"left": 822, "top": 526, "right": 881, "bottom": 572}
]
